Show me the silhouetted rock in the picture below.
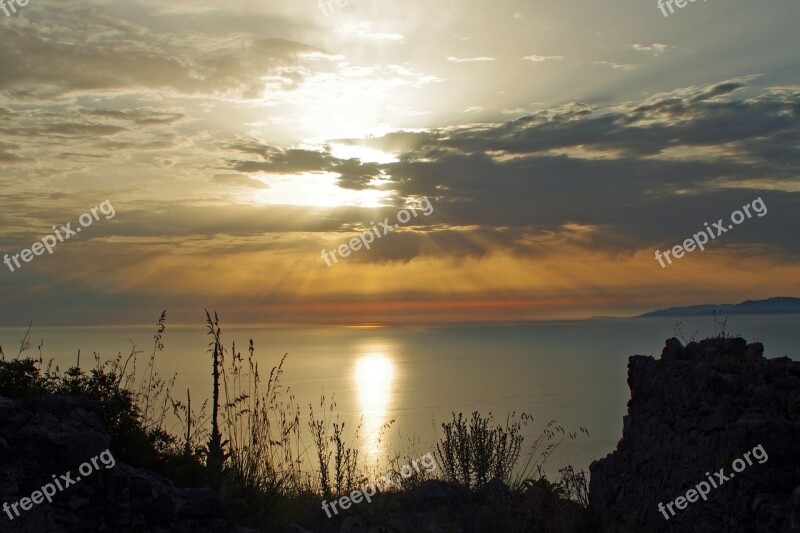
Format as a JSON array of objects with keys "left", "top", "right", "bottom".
[
  {"left": 0, "top": 395, "right": 253, "bottom": 532},
  {"left": 589, "top": 337, "right": 800, "bottom": 532},
  {"left": 660, "top": 337, "right": 685, "bottom": 361}
]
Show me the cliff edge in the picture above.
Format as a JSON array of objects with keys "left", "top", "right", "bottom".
[{"left": 590, "top": 337, "right": 800, "bottom": 532}]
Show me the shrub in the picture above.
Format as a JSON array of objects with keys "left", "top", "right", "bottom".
[
  {"left": 436, "top": 411, "right": 529, "bottom": 489},
  {"left": 0, "top": 357, "right": 50, "bottom": 399},
  {"left": 0, "top": 312, "right": 202, "bottom": 482}
]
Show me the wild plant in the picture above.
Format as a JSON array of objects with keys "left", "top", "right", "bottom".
[
  {"left": 512, "top": 423, "right": 589, "bottom": 489},
  {"left": 556, "top": 465, "right": 590, "bottom": 508},
  {"left": 309, "top": 394, "right": 371, "bottom": 498},
  {"left": 214, "top": 323, "right": 308, "bottom": 496},
  {"left": 436, "top": 411, "right": 529, "bottom": 489},
  {"left": 437, "top": 411, "right": 588, "bottom": 490}
]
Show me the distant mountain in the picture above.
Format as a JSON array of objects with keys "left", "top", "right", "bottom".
[{"left": 639, "top": 297, "right": 800, "bottom": 318}]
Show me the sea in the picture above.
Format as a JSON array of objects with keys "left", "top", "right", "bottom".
[{"left": 2, "top": 314, "right": 797, "bottom": 479}]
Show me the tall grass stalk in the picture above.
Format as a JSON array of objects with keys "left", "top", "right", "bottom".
[
  {"left": 216, "top": 328, "right": 308, "bottom": 495},
  {"left": 308, "top": 395, "right": 370, "bottom": 498}
]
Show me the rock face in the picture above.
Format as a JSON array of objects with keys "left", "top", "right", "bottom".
[
  {"left": 0, "top": 395, "right": 246, "bottom": 532},
  {"left": 589, "top": 337, "right": 800, "bottom": 532}
]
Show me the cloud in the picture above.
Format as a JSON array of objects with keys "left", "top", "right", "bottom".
[
  {"left": 523, "top": 54, "right": 563, "bottom": 62},
  {"left": 216, "top": 80, "right": 799, "bottom": 266},
  {"left": 212, "top": 174, "right": 271, "bottom": 189},
  {"left": 336, "top": 80, "right": 800, "bottom": 261},
  {"left": 0, "top": 8, "right": 316, "bottom": 100},
  {"left": 594, "top": 61, "right": 639, "bottom": 71},
  {"left": 335, "top": 21, "right": 405, "bottom": 42},
  {"left": 226, "top": 142, "right": 384, "bottom": 190},
  {"left": 447, "top": 56, "right": 496, "bottom": 63},
  {"left": 631, "top": 43, "right": 670, "bottom": 56}
]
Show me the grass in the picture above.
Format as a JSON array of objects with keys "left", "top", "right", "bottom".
[{"left": 0, "top": 311, "right": 593, "bottom": 531}]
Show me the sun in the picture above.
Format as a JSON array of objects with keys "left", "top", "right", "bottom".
[{"left": 250, "top": 171, "right": 392, "bottom": 208}]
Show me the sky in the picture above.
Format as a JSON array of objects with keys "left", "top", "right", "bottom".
[{"left": 0, "top": 0, "right": 798, "bottom": 326}]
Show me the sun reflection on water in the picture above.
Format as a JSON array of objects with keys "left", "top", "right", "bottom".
[{"left": 354, "top": 347, "right": 395, "bottom": 459}]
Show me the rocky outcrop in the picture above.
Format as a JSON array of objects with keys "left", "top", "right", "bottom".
[
  {"left": 590, "top": 337, "right": 800, "bottom": 532},
  {"left": 0, "top": 394, "right": 251, "bottom": 532}
]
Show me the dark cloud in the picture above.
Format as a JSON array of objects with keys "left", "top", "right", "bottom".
[
  {"left": 228, "top": 143, "right": 383, "bottom": 190},
  {"left": 229, "top": 144, "right": 334, "bottom": 173},
  {"left": 379, "top": 81, "right": 800, "bottom": 257},
  {"left": 331, "top": 159, "right": 382, "bottom": 190},
  {"left": 212, "top": 80, "right": 800, "bottom": 261},
  {"left": 226, "top": 80, "right": 800, "bottom": 262}
]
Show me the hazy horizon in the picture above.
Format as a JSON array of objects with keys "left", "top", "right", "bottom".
[{"left": 3, "top": 307, "right": 800, "bottom": 328}]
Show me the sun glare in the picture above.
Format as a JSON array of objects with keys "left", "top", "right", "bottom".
[
  {"left": 355, "top": 352, "right": 395, "bottom": 458},
  {"left": 251, "top": 172, "right": 391, "bottom": 207},
  {"left": 327, "top": 143, "right": 399, "bottom": 164}
]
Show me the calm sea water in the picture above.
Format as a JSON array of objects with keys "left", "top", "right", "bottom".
[{"left": 2, "top": 315, "right": 798, "bottom": 478}]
